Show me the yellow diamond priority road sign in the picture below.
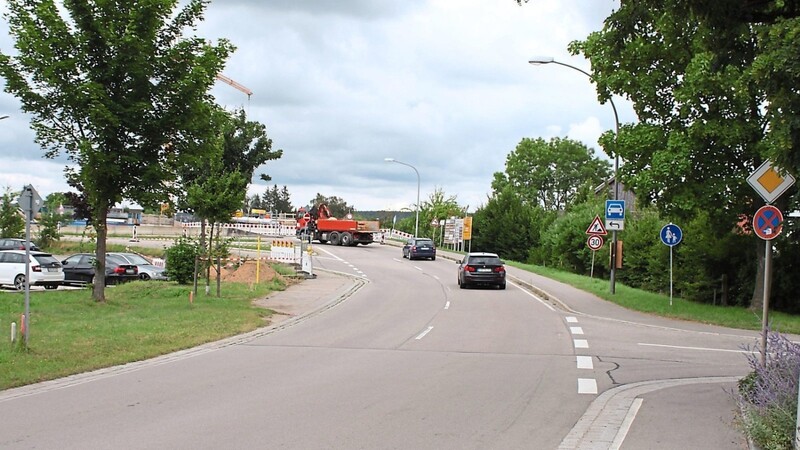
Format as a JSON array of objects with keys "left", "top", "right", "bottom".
[{"left": 747, "top": 160, "right": 796, "bottom": 204}]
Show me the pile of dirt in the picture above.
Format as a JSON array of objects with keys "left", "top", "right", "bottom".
[{"left": 208, "top": 259, "right": 302, "bottom": 287}]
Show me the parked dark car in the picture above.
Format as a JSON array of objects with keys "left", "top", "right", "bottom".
[
  {"left": 402, "top": 238, "right": 436, "bottom": 260},
  {"left": 0, "top": 238, "right": 40, "bottom": 251},
  {"left": 61, "top": 253, "right": 139, "bottom": 286},
  {"left": 457, "top": 252, "right": 506, "bottom": 290}
]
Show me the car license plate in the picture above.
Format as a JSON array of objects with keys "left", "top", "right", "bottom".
[
  {"left": 126, "top": 269, "right": 135, "bottom": 274},
  {"left": 477, "top": 268, "right": 491, "bottom": 273}
]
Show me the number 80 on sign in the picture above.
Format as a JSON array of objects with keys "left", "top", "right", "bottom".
[{"left": 587, "top": 235, "right": 604, "bottom": 251}]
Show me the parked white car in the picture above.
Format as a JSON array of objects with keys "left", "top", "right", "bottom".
[{"left": 0, "top": 250, "right": 64, "bottom": 290}]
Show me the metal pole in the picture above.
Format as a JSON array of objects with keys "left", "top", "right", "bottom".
[
  {"left": 24, "top": 206, "right": 31, "bottom": 348},
  {"left": 529, "top": 59, "right": 621, "bottom": 294},
  {"left": 761, "top": 239, "right": 772, "bottom": 368},
  {"left": 669, "top": 246, "right": 674, "bottom": 306},
  {"left": 384, "top": 158, "right": 420, "bottom": 238}
]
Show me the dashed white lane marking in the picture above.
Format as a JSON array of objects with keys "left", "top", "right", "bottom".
[
  {"left": 578, "top": 378, "right": 598, "bottom": 395},
  {"left": 574, "top": 339, "right": 589, "bottom": 349},
  {"left": 639, "top": 343, "right": 754, "bottom": 354},
  {"left": 610, "top": 398, "right": 643, "bottom": 449},
  {"left": 415, "top": 326, "right": 434, "bottom": 340},
  {"left": 576, "top": 356, "right": 594, "bottom": 370},
  {"left": 444, "top": 301, "right": 450, "bottom": 310},
  {"left": 570, "top": 326, "right": 585, "bottom": 335},
  {"left": 566, "top": 316, "right": 579, "bottom": 323}
]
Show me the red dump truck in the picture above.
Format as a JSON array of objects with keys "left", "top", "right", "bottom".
[{"left": 296, "top": 204, "right": 380, "bottom": 246}]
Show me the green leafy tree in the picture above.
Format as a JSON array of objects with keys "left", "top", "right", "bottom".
[
  {"left": 0, "top": 188, "right": 24, "bottom": 238},
  {"left": 0, "top": 0, "right": 233, "bottom": 302},
  {"left": 569, "top": 1, "right": 800, "bottom": 310},
  {"left": 501, "top": 137, "right": 611, "bottom": 211},
  {"left": 37, "top": 192, "right": 70, "bottom": 248},
  {"left": 417, "top": 187, "right": 466, "bottom": 245},
  {"left": 472, "top": 186, "right": 551, "bottom": 263},
  {"left": 259, "top": 185, "right": 293, "bottom": 214},
  {"left": 308, "top": 194, "right": 353, "bottom": 218},
  {"left": 164, "top": 237, "right": 201, "bottom": 285}
]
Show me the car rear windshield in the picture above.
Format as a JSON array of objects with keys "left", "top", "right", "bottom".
[
  {"left": 32, "top": 254, "right": 60, "bottom": 266},
  {"left": 468, "top": 256, "right": 503, "bottom": 265},
  {"left": 415, "top": 239, "right": 434, "bottom": 246}
]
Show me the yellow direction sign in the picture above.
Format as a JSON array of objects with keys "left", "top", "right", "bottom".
[{"left": 586, "top": 215, "right": 607, "bottom": 235}]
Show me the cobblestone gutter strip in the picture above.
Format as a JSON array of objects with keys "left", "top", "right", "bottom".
[{"left": 558, "top": 376, "right": 742, "bottom": 450}]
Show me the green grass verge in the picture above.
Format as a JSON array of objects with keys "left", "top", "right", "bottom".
[
  {"left": 0, "top": 280, "right": 280, "bottom": 390},
  {"left": 508, "top": 261, "right": 800, "bottom": 334}
]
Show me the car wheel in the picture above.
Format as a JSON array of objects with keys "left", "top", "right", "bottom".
[
  {"left": 340, "top": 232, "right": 353, "bottom": 246},
  {"left": 499, "top": 282, "right": 506, "bottom": 290},
  {"left": 139, "top": 273, "right": 151, "bottom": 281},
  {"left": 431, "top": 256, "right": 436, "bottom": 261},
  {"left": 13, "top": 274, "right": 26, "bottom": 291},
  {"left": 44, "top": 284, "right": 58, "bottom": 290},
  {"left": 329, "top": 231, "right": 341, "bottom": 246}
]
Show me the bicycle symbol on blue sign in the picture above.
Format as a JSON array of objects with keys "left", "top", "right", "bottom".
[{"left": 660, "top": 224, "right": 683, "bottom": 247}]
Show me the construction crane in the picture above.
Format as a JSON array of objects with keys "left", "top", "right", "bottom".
[{"left": 215, "top": 73, "right": 253, "bottom": 99}]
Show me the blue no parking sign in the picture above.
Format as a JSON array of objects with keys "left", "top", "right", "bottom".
[{"left": 660, "top": 224, "right": 682, "bottom": 247}]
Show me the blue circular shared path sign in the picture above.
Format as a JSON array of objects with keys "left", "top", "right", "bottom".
[{"left": 660, "top": 223, "right": 683, "bottom": 247}]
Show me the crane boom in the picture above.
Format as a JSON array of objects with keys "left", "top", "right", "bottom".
[{"left": 215, "top": 73, "right": 253, "bottom": 98}]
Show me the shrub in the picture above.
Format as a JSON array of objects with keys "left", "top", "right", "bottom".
[
  {"left": 163, "top": 237, "right": 201, "bottom": 285},
  {"left": 737, "top": 332, "right": 800, "bottom": 450}
]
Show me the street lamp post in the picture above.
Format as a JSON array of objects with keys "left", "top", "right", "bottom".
[
  {"left": 384, "top": 158, "right": 420, "bottom": 238},
  {"left": 529, "top": 57, "right": 621, "bottom": 294}
]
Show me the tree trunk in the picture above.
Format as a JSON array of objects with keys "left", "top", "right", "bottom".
[{"left": 93, "top": 206, "right": 108, "bottom": 302}]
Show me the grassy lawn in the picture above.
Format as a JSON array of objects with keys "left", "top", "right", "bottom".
[
  {"left": 0, "top": 280, "right": 282, "bottom": 390},
  {"left": 509, "top": 261, "right": 800, "bottom": 335}
]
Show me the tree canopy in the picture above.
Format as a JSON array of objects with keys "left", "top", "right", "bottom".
[{"left": 0, "top": 0, "right": 233, "bottom": 300}]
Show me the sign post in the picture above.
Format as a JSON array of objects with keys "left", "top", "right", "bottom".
[
  {"left": 747, "top": 160, "right": 793, "bottom": 368},
  {"left": 19, "top": 184, "right": 41, "bottom": 348},
  {"left": 753, "top": 204, "right": 784, "bottom": 368},
  {"left": 586, "top": 216, "right": 607, "bottom": 279},
  {"left": 660, "top": 223, "right": 683, "bottom": 306}
]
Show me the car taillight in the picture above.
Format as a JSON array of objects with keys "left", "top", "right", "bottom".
[
  {"left": 113, "top": 266, "right": 126, "bottom": 274},
  {"left": 494, "top": 266, "right": 505, "bottom": 273},
  {"left": 464, "top": 265, "right": 476, "bottom": 272},
  {"left": 32, "top": 265, "right": 41, "bottom": 272}
]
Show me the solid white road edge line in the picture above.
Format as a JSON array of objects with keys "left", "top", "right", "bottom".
[
  {"left": 415, "top": 326, "right": 434, "bottom": 340},
  {"left": 513, "top": 281, "right": 556, "bottom": 311},
  {"left": 639, "top": 343, "right": 756, "bottom": 354},
  {"left": 610, "top": 398, "right": 643, "bottom": 450}
]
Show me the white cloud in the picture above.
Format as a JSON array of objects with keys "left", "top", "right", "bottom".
[{"left": 0, "top": 0, "right": 631, "bottom": 213}]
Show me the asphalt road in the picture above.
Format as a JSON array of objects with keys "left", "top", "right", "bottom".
[{"left": 0, "top": 240, "right": 755, "bottom": 449}]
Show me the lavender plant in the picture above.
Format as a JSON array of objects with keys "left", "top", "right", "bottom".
[{"left": 737, "top": 332, "right": 800, "bottom": 450}]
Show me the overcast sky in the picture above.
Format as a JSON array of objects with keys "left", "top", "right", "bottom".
[{"left": 0, "top": 0, "right": 634, "bottom": 213}]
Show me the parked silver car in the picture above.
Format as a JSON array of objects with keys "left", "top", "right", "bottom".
[{"left": 107, "top": 252, "right": 168, "bottom": 281}]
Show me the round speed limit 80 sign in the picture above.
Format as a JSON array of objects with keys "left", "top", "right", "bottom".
[{"left": 587, "top": 235, "right": 604, "bottom": 251}]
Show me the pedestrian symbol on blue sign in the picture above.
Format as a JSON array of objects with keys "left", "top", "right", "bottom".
[
  {"left": 660, "top": 223, "right": 683, "bottom": 247},
  {"left": 605, "top": 200, "right": 625, "bottom": 220}
]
